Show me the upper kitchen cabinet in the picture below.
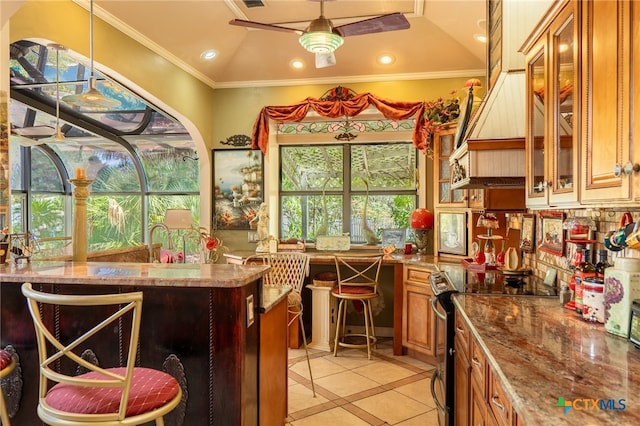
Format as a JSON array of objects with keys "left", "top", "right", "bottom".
[
  {"left": 580, "top": 0, "right": 634, "bottom": 204},
  {"left": 524, "top": 0, "right": 638, "bottom": 208},
  {"left": 522, "top": 0, "right": 580, "bottom": 208},
  {"left": 434, "top": 124, "right": 467, "bottom": 208}
]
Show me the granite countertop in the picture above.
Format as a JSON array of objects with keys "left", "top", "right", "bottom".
[
  {"left": 453, "top": 295, "right": 640, "bottom": 425},
  {"left": 0, "top": 261, "right": 269, "bottom": 289},
  {"left": 261, "top": 285, "right": 292, "bottom": 313}
]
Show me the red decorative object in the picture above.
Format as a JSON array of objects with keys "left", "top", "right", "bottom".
[{"left": 410, "top": 208, "right": 434, "bottom": 230}]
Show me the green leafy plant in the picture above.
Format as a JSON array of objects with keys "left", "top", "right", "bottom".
[{"left": 423, "top": 91, "right": 461, "bottom": 144}]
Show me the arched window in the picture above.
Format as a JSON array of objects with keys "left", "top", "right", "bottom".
[{"left": 8, "top": 40, "right": 200, "bottom": 259}]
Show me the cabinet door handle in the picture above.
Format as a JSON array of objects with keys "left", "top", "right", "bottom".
[
  {"left": 491, "top": 394, "right": 506, "bottom": 412},
  {"left": 471, "top": 357, "right": 482, "bottom": 368},
  {"left": 455, "top": 326, "right": 465, "bottom": 335}
]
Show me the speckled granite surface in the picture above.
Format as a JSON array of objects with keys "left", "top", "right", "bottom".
[
  {"left": 454, "top": 295, "right": 640, "bottom": 425},
  {"left": 0, "top": 261, "right": 269, "bottom": 288}
]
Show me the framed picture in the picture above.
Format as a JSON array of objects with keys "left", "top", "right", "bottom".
[
  {"left": 519, "top": 213, "right": 536, "bottom": 253},
  {"left": 438, "top": 211, "right": 467, "bottom": 255},
  {"left": 539, "top": 211, "right": 565, "bottom": 256},
  {"left": 213, "top": 149, "right": 263, "bottom": 230},
  {"left": 381, "top": 228, "right": 406, "bottom": 250}
]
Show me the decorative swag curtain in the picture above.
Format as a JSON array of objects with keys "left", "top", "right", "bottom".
[{"left": 250, "top": 91, "right": 427, "bottom": 154}]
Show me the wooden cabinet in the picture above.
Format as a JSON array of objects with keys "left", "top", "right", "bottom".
[
  {"left": 523, "top": 0, "right": 638, "bottom": 207},
  {"left": 488, "top": 366, "right": 513, "bottom": 426},
  {"left": 456, "top": 308, "right": 520, "bottom": 426},
  {"left": 402, "top": 265, "right": 443, "bottom": 362},
  {"left": 468, "top": 188, "right": 525, "bottom": 211},
  {"left": 580, "top": 0, "right": 634, "bottom": 204},
  {"left": 434, "top": 124, "right": 467, "bottom": 208},
  {"left": 523, "top": 0, "right": 579, "bottom": 208},
  {"left": 471, "top": 376, "right": 490, "bottom": 426},
  {"left": 454, "top": 310, "right": 471, "bottom": 426},
  {"left": 260, "top": 295, "right": 288, "bottom": 425}
]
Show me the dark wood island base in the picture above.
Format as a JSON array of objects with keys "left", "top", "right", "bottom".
[{"left": 0, "top": 262, "right": 288, "bottom": 426}]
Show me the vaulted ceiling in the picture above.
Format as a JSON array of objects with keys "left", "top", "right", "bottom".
[{"left": 90, "top": 0, "right": 487, "bottom": 88}]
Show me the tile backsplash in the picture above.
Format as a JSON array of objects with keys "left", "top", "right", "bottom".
[{"left": 522, "top": 209, "right": 640, "bottom": 289}]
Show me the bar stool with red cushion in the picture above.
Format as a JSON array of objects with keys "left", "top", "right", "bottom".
[
  {"left": 0, "top": 348, "right": 16, "bottom": 425},
  {"left": 21, "top": 283, "right": 182, "bottom": 426},
  {"left": 332, "top": 254, "right": 383, "bottom": 360}
]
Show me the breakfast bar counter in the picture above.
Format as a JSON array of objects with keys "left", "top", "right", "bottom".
[
  {"left": 453, "top": 294, "right": 640, "bottom": 425},
  {"left": 0, "top": 261, "right": 288, "bottom": 426},
  {"left": 225, "top": 251, "right": 438, "bottom": 356}
]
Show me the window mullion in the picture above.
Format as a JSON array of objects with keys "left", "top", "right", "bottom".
[{"left": 342, "top": 145, "right": 350, "bottom": 235}]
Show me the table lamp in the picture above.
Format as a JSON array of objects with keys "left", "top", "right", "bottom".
[{"left": 164, "top": 209, "right": 193, "bottom": 263}]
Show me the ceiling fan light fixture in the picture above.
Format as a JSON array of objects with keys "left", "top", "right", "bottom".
[{"left": 299, "top": 31, "right": 343, "bottom": 54}]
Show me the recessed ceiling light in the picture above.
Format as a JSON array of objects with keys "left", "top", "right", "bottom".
[
  {"left": 474, "top": 33, "right": 487, "bottom": 43},
  {"left": 378, "top": 54, "right": 395, "bottom": 65},
  {"left": 200, "top": 50, "right": 217, "bottom": 60},
  {"left": 290, "top": 59, "right": 305, "bottom": 69}
]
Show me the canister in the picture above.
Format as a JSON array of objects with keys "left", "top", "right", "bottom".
[
  {"left": 604, "top": 257, "right": 640, "bottom": 337},
  {"left": 582, "top": 277, "right": 604, "bottom": 323}
]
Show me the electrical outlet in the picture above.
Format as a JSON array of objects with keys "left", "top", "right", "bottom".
[
  {"left": 247, "top": 231, "right": 258, "bottom": 243},
  {"left": 246, "top": 295, "right": 254, "bottom": 327}
]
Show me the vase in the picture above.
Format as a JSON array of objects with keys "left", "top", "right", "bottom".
[{"left": 413, "top": 229, "right": 430, "bottom": 254}]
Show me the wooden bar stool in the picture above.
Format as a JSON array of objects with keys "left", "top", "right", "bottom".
[
  {"left": 21, "top": 283, "right": 183, "bottom": 425},
  {"left": 0, "top": 349, "right": 16, "bottom": 425},
  {"left": 332, "top": 254, "right": 383, "bottom": 360}
]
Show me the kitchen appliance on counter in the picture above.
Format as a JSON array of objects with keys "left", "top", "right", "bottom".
[{"left": 429, "top": 264, "right": 556, "bottom": 426}]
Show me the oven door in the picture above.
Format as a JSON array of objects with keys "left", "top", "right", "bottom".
[{"left": 430, "top": 295, "right": 451, "bottom": 426}]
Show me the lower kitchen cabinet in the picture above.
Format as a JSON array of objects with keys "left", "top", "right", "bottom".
[
  {"left": 402, "top": 264, "right": 443, "bottom": 362},
  {"left": 456, "top": 309, "right": 521, "bottom": 426},
  {"left": 454, "top": 334, "right": 471, "bottom": 426}
]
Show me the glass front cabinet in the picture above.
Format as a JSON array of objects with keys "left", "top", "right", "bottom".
[
  {"left": 523, "top": 0, "right": 638, "bottom": 208},
  {"left": 434, "top": 124, "right": 467, "bottom": 208},
  {"left": 523, "top": 0, "right": 579, "bottom": 208}
]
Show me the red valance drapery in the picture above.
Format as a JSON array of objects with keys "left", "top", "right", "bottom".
[{"left": 250, "top": 91, "right": 427, "bottom": 154}]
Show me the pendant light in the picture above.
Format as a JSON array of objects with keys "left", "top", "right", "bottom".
[
  {"left": 39, "top": 44, "right": 66, "bottom": 144},
  {"left": 62, "top": 0, "right": 120, "bottom": 110}
]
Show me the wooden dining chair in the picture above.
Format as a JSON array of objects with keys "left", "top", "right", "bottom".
[{"left": 21, "top": 283, "right": 182, "bottom": 425}]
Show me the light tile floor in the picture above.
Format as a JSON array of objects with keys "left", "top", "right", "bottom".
[{"left": 286, "top": 338, "right": 439, "bottom": 425}]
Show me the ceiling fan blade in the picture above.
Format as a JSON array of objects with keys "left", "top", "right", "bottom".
[
  {"left": 229, "top": 19, "right": 303, "bottom": 35},
  {"left": 315, "top": 52, "right": 336, "bottom": 69},
  {"left": 334, "top": 12, "right": 409, "bottom": 37}
]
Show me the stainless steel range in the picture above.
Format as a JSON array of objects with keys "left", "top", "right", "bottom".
[{"left": 429, "top": 265, "right": 556, "bottom": 426}]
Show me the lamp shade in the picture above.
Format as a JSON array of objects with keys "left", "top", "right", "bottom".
[
  {"left": 410, "top": 208, "right": 434, "bottom": 230},
  {"left": 164, "top": 209, "right": 192, "bottom": 229}
]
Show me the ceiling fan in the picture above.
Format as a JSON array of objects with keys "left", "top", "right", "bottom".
[{"left": 229, "top": 0, "right": 410, "bottom": 68}]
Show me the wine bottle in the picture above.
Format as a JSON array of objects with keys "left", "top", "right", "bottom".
[
  {"left": 574, "top": 248, "right": 596, "bottom": 315},
  {"left": 595, "top": 249, "right": 610, "bottom": 278}
]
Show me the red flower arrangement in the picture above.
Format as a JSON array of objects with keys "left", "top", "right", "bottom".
[{"left": 198, "top": 227, "right": 227, "bottom": 263}]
